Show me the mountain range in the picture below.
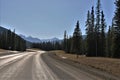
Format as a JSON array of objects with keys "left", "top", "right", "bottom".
[
  {"left": 0, "top": 26, "right": 86, "bottom": 43},
  {"left": 19, "top": 34, "right": 61, "bottom": 43},
  {"left": 19, "top": 34, "right": 87, "bottom": 43},
  {"left": 0, "top": 26, "right": 61, "bottom": 43}
]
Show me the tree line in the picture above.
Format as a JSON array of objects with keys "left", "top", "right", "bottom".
[
  {"left": 0, "top": 27, "right": 26, "bottom": 51},
  {"left": 32, "top": 41, "right": 62, "bottom": 51},
  {"left": 63, "top": 0, "right": 120, "bottom": 58}
]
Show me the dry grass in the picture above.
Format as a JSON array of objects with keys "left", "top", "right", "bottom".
[
  {"left": 50, "top": 50, "right": 120, "bottom": 77},
  {"left": 0, "top": 49, "right": 8, "bottom": 53}
]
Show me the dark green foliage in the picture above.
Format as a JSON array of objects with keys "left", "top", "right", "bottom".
[
  {"left": 95, "top": 0, "right": 101, "bottom": 33},
  {"left": 106, "top": 26, "right": 115, "bottom": 57},
  {"left": 32, "top": 41, "right": 62, "bottom": 51},
  {"left": 0, "top": 26, "right": 26, "bottom": 51},
  {"left": 86, "top": 0, "right": 107, "bottom": 57},
  {"left": 86, "top": 7, "right": 96, "bottom": 56},
  {"left": 100, "top": 11, "right": 106, "bottom": 57},
  {"left": 85, "top": 0, "right": 102, "bottom": 57},
  {"left": 71, "top": 21, "right": 82, "bottom": 57},
  {"left": 63, "top": 30, "right": 73, "bottom": 53},
  {"left": 94, "top": 0, "right": 101, "bottom": 57},
  {"left": 113, "top": 0, "right": 120, "bottom": 58},
  {"left": 85, "top": 0, "right": 120, "bottom": 58},
  {"left": 62, "top": 21, "right": 82, "bottom": 57},
  {"left": 66, "top": 36, "right": 72, "bottom": 53},
  {"left": 63, "top": 30, "right": 67, "bottom": 51}
]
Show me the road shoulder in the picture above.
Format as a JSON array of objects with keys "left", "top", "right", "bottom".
[{"left": 47, "top": 51, "right": 120, "bottom": 80}]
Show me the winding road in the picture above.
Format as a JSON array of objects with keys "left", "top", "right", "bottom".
[{"left": 0, "top": 50, "right": 119, "bottom": 80}]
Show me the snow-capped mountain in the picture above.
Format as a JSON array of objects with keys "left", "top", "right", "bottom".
[
  {"left": 19, "top": 34, "right": 60, "bottom": 43},
  {"left": 41, "top": 37, "right": 60, "bottom": 42},
  {"left": 20, "top": 34, "right": 41, "bottom": 43}
]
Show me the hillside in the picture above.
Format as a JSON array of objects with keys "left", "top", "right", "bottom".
[
  {"left": 0, "top": 26, "right": 7, "bottom": 32},
  {"left": 0, "top": 26, "right": 26, "bottom": 51}
]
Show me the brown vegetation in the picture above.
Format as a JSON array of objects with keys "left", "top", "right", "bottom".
[
  {"left": 51, "top": 50, "right": 120, "bottom": 77},
  {"left": 0, "top": 49, "right": 8, "bottom": 53}
]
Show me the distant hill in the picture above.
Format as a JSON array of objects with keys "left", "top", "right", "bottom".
[
  {"left": 41, "top": 37, "right": 60, "bottom": 42},
  {"left": 20, "top": 34, "right": 41, "bottom": 43},
  {"left": 19, "top": 34, "right": 61, "bottom": 43},
  {"left": 0, "top": 26, "right": 8, "bottom": 32}
]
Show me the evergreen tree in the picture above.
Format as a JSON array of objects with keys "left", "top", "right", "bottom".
[
  {"left": 72, "top": 21, "right": 82, "bottom": 58},
  {"left": 106, "top": 26, "right": 112, "bottom": 57},
  {"left": 95, "top": 0, "right": 101, "bottom": 33},
  {"left": 7, "top": 29, "right": 12, "bottom": 50},
  {"left": 86, "top": 7, "right": 96, "bottom": 56},
  {"left": 100, "top": 11, "right": 106, "bottom": 56},
  {"left": 86, "top": 10, "right": 91, "bottom": 56},
  {"left": 11, "top": 29, "right": 15, "bottom": 50},
  {"left": 106, "top": 26, "right": 114, "bottom": 57},
  {"left": 86, "top": 10, "right": 91, "bottom": 35},
  {"left": 113, "top": 0, "right": 120, "bottom": 58},
  {"left": 63, "top": 30, "right": 67, "bottom": 52},
  {"left": 95, "top": 0, "right": 101, "bottom": 56},
  {"left": 85, "top": 0, "right": 107, "bottom": 57},
  {"left": 66, "top": 36, "right": 72, "bottom": 53}
]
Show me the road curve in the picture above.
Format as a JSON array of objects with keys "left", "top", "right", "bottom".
[
  {"left": 0, "top": 50, "right": 119, "bottom": 80},
  {"left": 0, "top": 51, "right": 58, "bottom": 80}
]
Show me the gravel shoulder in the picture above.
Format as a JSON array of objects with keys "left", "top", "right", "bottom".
[
  {"left": 0, "top": 49, "right": 19, "bottom": 56},
  {"left": 48, "top": 50, "right": 120, "bottom": 80}
]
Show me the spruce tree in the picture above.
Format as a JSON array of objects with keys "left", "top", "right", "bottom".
[
  {"left": 85, "top": 10, "right": 91, "bottom": 56},
  {"left": 100, "top": 11, "right": 106, "bottom": 56},
  {"left": 90, "top": 6, "right": 96, "bottom": 56},
  {"left": 72, "top": 21, "right": 82, "bottom": 58},
  {"left": 7, "top": 29, "right": 12, "bottom": 50},
  {"left": 95, "top": 0, "right": 101, "bottom": 33},
  {"left": 86, "top": 10, "right": 91, "bottom": 35},
  {"left": 95, "top": 0, "right": 101, "bottom": 56},
  {"left": 86, "top": 7, "right": 96, "bottom": 56},
  {"left": 106, "top": 26, "right": 111, "bottom": 57},
  {"left": 113, "top": 0, "right": 120, "bottom": 58},
  {"left": 11, "top": 29, "right": 15, "bottom": 50},
  {"left": 63, "top": 30, "right": 67, "bottom": 52},
  {"left": 66, "top": 36, "right": 72, "bottom": 53},
  {"left": 106, "top": 26, "right": 114, "bottom": 57}
]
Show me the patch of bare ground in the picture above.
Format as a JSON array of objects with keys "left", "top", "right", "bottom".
[
  {"left": 50, "top": 50, "right": 120, "bottom": 78},
  {"left": 0, "top": 49, "right": 8, "bottom": 53},
  {"left": 0, "top": 49, "right": 19, "bottom": 56}
]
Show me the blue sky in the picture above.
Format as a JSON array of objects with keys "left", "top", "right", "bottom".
[{"left": 0, "top": 0, "right": 115, "bottom": 39}]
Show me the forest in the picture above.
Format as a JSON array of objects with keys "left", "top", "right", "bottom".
[
  {"left": 0, "top": 27, "right": 26, "bottom": 51},
  {"left": 32, "top": 0, "right": 120, "bottom": 58},
  {"left": 64, "top": 0, "right": 120, "bottom": 58}
]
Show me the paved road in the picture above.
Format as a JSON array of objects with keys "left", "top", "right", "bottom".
[{"left": 0, "top": 50, "right": 118, "bottom": 80}]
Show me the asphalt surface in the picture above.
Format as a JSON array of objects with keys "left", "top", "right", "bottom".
[{"left": 0, "top": 50, "right": 119, "bottom": 80}]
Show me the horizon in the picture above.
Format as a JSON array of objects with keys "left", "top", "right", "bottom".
[{"left": 0, "top": 0, "right": 115, "bottom": 39}]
